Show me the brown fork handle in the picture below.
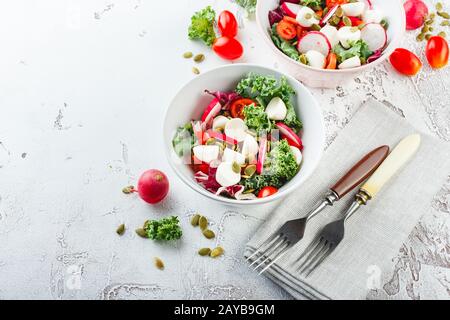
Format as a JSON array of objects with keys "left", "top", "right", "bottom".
[{"left": 330, "top": 145, "right": 390, "bottom": 199}]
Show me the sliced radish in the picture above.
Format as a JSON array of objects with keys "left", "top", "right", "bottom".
[
  {"left": 281, "top": 2, "right": 301, "bottom": 18},
  {"left": 241, "top": 134, "right": 259, "bottom": 157},
  {"left": 290, "top": 146, "right": 303, "bottom": 165},
  {"left": 296, "top": 6, "right": 320, "bottom": 28},
  {"left": 201, "top": 98, "right": 221, "bottom": 129},
  {"left": 341, "top": 2, "right": 366, "bottom": 17},
  {"left": 276, "top": 123, "right": 302, "bottom": 149},
  {"left": 215, "top": 162, "right": 241, "bottom": 187},
  {"left": 222, "top": 147, "right": 246, "bottom": 165},
  {"left": 319, "top": 4, "right": 338, "bottom": 26},
  {"left": 338, "top": 56, "right": 361, "bottom": 69},
  {"left": 205, "top": 129, "right": 238, "bottom": 145},
  {"left": 265, "top": 97, "right": 287, "bottom": 120},
  {"left": 224, "top": 118, "right": 248, "bottom": 142},
  {"left": 361, "top": 23, "right": 387, "bottom": 51},
  {"left": 192, "top": 121, "right": 204, "bottom": 144},
  {"left": 320, "top": 25, "right": 339, "bottom": 47},
  {"left": 337, "top": 26, "right": 361, "bottom": 49},
  {"left": 256, "top": 136, "right": 267, "bottom": 175},
  {"left": 192, "top": 145, "right": 220, "bottom": 164},
  {"left": 297, "top": 31, "right": 331, "bottom": 56},
  {"left": 305, "top": 50, "right": 326, "bottom": 69},
  {"left": 366, "top": 0, "right": 373, "bottom": 10},
  {"left": 363, "top": 9, "right": 383, "bottom": 24}
]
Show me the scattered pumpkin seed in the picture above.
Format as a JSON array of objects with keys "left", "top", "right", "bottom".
[
  {"left": 429, "top": 26, "right": 434, "bottom": 32},
  {"left": 192, "top": 67, "right": 200, "bottom": 75},
  {"left": 330, "top": 15, "right": 341, "bottom": 26},
  {"left": 202, "top": 229, "right": 215, "bottom": 239},
  {"left": 416, "top": 33, "right": 425, "bottom": 41},
  {"left": 438, "top": 31, "right": 447, "bottom": 38},
  {"left": 323, "top": 7, "right": 329, "bottom": 16},
  {"left": 425, "top": 33, "right": 432, "bottom": 40},
  {"left": 244, "top": 164, "right": 256, "bottom": 177},
  {"left": 336, "top": 7, "right": 344, "bottom": 18},
  {"left": 429, "top": 13, "right": 436, "bottom": 19},
  {"left": 422, "top": 25, "right": 429, "bottom": 33},
  {"left": 194, "top": 54, "right": 205, "bottom": 63},
  {"left": 122, "top": 185, "right": 134, "bottom": 194},
  {"left": 342, "top": 16, "right": 352, "bottom": 26},
  {"left": 135, "top": 228, "right": 148, "bottom": 238},
  {"left": 191, "top": 214, "right": 200, "bottom": 227},
  {"left": 311, "top": 24, "right": 321, "bottom": 31},
  {"left": 183, "top": 51, "right": 193, "bottom": 59},
  {"left": 437, "top": 11, "right": 450, "bottom": 19},
  {"left": 436, "top": 2, "right": 443, "bottom": 12},
  {"left": 441, "top": 20, "right": 450, "bottom": 26},
  {"left": 199, "top": 216, "right": 208, "bottom": 230},
  {"left": 210, "top": 247, "right": 224, "bottom": 258},
  {"left": 232, "top": 161, "right": 241, "bottom": 174},
  {"left": 198, "top": 248, "right": 211, "bottom": 256},
  {"left": 426, "top": 19, "right": 434, "bottom": 25},
  {"left": 154, "top": 257, "right": 164, "bottom": 270},
  {"left": 116, "top": 224, "right": 125, "bottom": 235}
]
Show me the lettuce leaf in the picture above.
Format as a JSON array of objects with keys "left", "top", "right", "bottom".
[
  {"left": 172, "top": 122, "right": 195, "bottom": 157},
  {"left": 333, "top": 40, "right": 373, "bottom": 63},
  {"left": 270, "top": 24, "right": 300, "bottom": 61}
]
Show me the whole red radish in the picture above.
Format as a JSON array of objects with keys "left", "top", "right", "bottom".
[
  {"left": 137, "top": 169, "right": 169, "bottom": 204},
  {"left": 404, "top": 0, "right": 428, "bottom": 30}
]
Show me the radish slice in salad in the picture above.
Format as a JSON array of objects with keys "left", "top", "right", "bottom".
[
  {"left": 222, "top": 147, "right": 246, "bottom": 165},
  {"left": 361, "top": 23, "right": 387, "bottom": 51},
  {"left": 205, "top": 129, "right": 238, "bottom": 145},
  {"left": 215, "top": 162, "right": 241, "bottom": 187},
  {"left": 201, "top": 98, "right": 222, "bottom": 128},
  {"left": 276, "top": 123, "right": 302, "bottom": 149},
  {"left": 256, "top": 136, "right": 267, "bottom": 175},
  {"left": 337, "top": 26, "right": 361, "bottom": 49},
  {"left": 319, "top": 4, "right": 338, "bottom": 26},
  {"left": 363, "top": 9, "right": 383, "bottom": 24},
  {"left": 305, "top": 50, "right": 326, "bottom": 69},
  {"left": 341, "top": 2, "right": 366, "bottom": 17},
  {"left": 290, "top": 146, "right": 303, "bottom": 165},
  {"left": 366, "top": 0, "right": 373, "bottom": 10},
  {"left": 296, "top": 6, "right": 320, "bottom": 28},
  {"left": 193, "top": 145, "right": 220, "bottom": 164},
  {"left": 338, "top": 56, "right": 362, "bottom": 69},
  {"left": 192, "top": 121, "right": 204, "bottom": 145},
  {"left": 297, "top": 31, "right": 331, "bottom": 56},
  {"left": 215, "top": 185, "right": 257, "bottom": 200},
  {"left": 212, "top": 115, "right": 229, "bottom": 130},
  {"left": 281, "top": 2, "right": 300, "bottom": 18},
  {"left": 224, "top": 118, "right": 248, "bottom": 142},
  {"left": 320, "top": 25, "right": 339, "bottom": 48}
]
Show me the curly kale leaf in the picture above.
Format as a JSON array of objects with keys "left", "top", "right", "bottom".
[
  {"left": 243, "top": 104, "right": 273, "bottom": 134},
  {"left": 333, "top": 40, "right": 373, "bottom": 63},
  {"left": 172, "top": 122, "right": 195, "bottom": 157},
  {"left": 300, "top": 0, "right": 325, "bottom": 9},
  {"left": 188, "top": 6, "right": 217, "bottom": 47},
  {"left": 235, "top": 0, "right": 257, "bottom": 14},
  {"left": 144, "top": 216, "right": 183, "bottom": 241},
  {"left": 270, "top": 24, "right": 300, "bottom": 61}
]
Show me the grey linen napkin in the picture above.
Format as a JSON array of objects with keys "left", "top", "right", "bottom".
[{"left": 245, "top": 99, "right": 450, "bottom": 300}]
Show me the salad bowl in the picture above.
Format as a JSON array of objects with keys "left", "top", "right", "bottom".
[
  {"left": 256, "top": 0, "right": 406, "bottom": 88},
  {"left": 163, "top": 64, "right": 325, "bottom": 206}
]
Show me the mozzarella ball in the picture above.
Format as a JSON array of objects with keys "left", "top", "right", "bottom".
[
  {"left": 265, "top": 97, "right": 287, "bottom": 120},
  {"left": 215, "top": 162, "right": 241, "bottom": 187},
  {"left": 192, "top": 145, "right": 220, "bottom": 163},
  {"left": 222, "top": 147, "right": 246, "bottom": 165},
  {"left": 338, "top": 56, "right": 362, "bottom": 69},
  {"left": 290, "top": 146, "right": 303, "bottom": 165},
  {"left": 320, "top": 25, "right": 339, "bottom": 48},
  {"left": 225, "top": 118, "right": 248, "bottom": 142},
  {"left": 305, "top": 50, "right": 326, "bottom": 69},
  {"left": 296, "top": 6, "right": 320, "bottom": 27},
  {"left": 341, "top": 2, "right": 366, "bottom": 17}
]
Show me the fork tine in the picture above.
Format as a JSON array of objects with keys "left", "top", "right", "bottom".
[
  {"left": 299, "top": 241, "right": 329, "bottom": 274},
  {"left": 258, "top": 245, "right": 291, "bottom": 275},
  {"left": 248, "top": 236, "right": 284, "bottom": 268},
  {"left": 246, "top": 234, "right": 281, "bottom": 262},
  {"left": 295, "top": 238, "right": 324, "bottom": 271},
  {"left": 253, "top": 240, "right": 290, "bottom": 271},
  {"left": 304, "top": 244, "right": 334, "bottom": 277},
  {"left": 291, "top": 237, "right": 322, "bottom": 268}
]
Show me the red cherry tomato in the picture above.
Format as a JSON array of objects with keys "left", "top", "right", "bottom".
[
  {"left": 426, "top": 36, "right": 449, "bottom": 69},
  {"left": 212, "top": 37, "right": 244, "bottom": 60},
  {"left": 230, "top": 98, "right": 256, "bottom": 119},
  {"left": 326, "top": 0, "right": 348, "bottom": 8},
  {"left": 218, "top": 10, "right": 238, "bottom": 38},
  {"left": 389, "top": 48, "right": 422, "bottom": 76},
  {"left": 257, "top": 186, "right": 278, "bottom": 198},
  {"left": 276, "top": 20, "right": 297, "bottom": 40}
]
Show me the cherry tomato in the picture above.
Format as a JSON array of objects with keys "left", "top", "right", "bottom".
[
  {"left": 276, "top": 20, "right": 297, "bottom": 40},
  {"left": 257, "top": 186, "right": 278, "bottom": 198},
  {"left": 230, "top": 98, "right": 256, "bottom": 119},
  {"left": 218, "top": 10, "right": 238, "bottom": 38},
  {"left": 426, "top": 36, "right": 449, "bottom": 69},
  {"left": 296, "top": 25, "right": 307, "bottom": 39},
  {"left": 325, "top": 53, "right": 337, "bottom": 69},
  {"left": 326, "top": 0, "right": 348, "bottom": 8},
  {"left": 212, "top": 37, "right": 244, "bottom": 60},
  {"left": 389, "top": 48, "right": 422, "bottom": 76}
]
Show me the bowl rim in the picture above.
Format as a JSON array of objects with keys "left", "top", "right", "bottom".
[
  {"left": 163, "top": 63, "right": 325, "bottom": 206},
  {"left": 255, "top": 0, "right": 406, "bottom": 74}
]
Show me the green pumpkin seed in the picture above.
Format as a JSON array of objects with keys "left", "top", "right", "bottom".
[
  {"left": 425, "top": 33, "right": 432, "bottom": 40},
  {"left": 183, "top": 51, "right": 193, "bottom": 59},
  {"left": 429, "top": 26, "right": 434, "bottom": 32},
  {"left": 426, "top": 19, "right": 434, "bottom": 25},
  {"left": 304, "top": 13, "right": 312, "bottom": 19},
  {"left": 206, "top": 137, "right": 216, "bottom": 145},
  {"left": 350, "top": 26, "right": 359, "bottom": 33},
  {"left": 441, "top": 20, "right": 450, "bottom": 26},
  {"left": 199, "top": 216, "right": 208, "bottom": 230},
  {"left": 311, "top": 24, "right": 321, "bottom": 31},
  {"left": 436, "top": 2, "right": 443, "bottom": 12},
  {"left": 194, "top": 54, "right": 205, "bottom": 63},
  {"left": 437, "top": 11, "right": 450, "bottom": 19},
  {"left": 210, "top": 246, "right": 224, "bottom": 258},
  {"left": 116, "top": 224, "right": 125, "bottom": 235},
  {"left": 198, "top": 248, "right": 211, "bottom": 256},
  {"left": 202, "top": 229, "right": 215, "bottom": 239},
  {"left": 192, "top": 67, "right": 200, "bottom": 75},
  {"left": 380, "top": 19, "right": 389, "bottom": 29},
  {"left": 422, "top": 25, "right": 429, "bottom": 33},
  {"left": 429, "top": 13, "right": 436, "bottom": 19},
  {"left": 244, "top": 164, "right": 256, "bottom": 177},
  {"left": 191, "top": 214, "right": 200, "bottom": 227},
  {"left": 232, "top": 161, "right": 241, "bottom": 174},
  {"left": 243, "top": 189, "right": 255, "bottom": 194},
  {"left": 416, "top": 33, "right": 425, "bottom": 41},
  {"left": 322, "top": 7, "right": 329, "bottom": 17},
  {"left": 342, "top": 16, "right": 352, "bottom": 26},
  {"left": 336, "top": 7, "right": 344, "bottom": 18},
  {"left": 122, "top": 185, "right": 135, "bottom": 194},
  {"left": 135, "top": 228, "right": 148, "bottom": 238},
  {"left": 154, "top": 257, "right": 164, "bottom": 270},
  {"left": 438, "top": 31, "right": 447, "bottom": 38},
  {"left": 331, "top": 15, "right": 341, "bottom": 26}
]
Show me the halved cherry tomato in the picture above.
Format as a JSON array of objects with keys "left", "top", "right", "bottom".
[
  {"left": 257, "top": 186, "right": 278, "bottom": 198},
  {"left": 296, "top": 25, "right": 307, "bottom": 39},
  {"left": 326, "top": 0, "right": 348, "bottom": 8},
  {"left": 218, "top": 10, "right": 238, "bottom": 38},
  {"left": 230, "top": 98, "right": 256, "bottom": 119},
  {"left": 212, "top": 37, "right": 244, "bottom": 60},
  {"left": 426, "top": 36, "right": 449, "bottom": 69},
  {"left": 389, "top": 48, "right": 422, "bottom": 76},
  {"left": 276, "top": 20, "right": 297, "bottom": 40},
  {"left": 325, "top": 53, "right": 337, "bottom": 69}
]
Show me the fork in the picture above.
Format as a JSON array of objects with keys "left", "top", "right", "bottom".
[
  {"left": 247, "top": 145, "right": 390, "bottom": 273},
  {"left": 296, "top": 134, "right": 421, "bottom": 277}
]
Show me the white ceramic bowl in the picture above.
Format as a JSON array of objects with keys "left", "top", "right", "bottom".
[
  {"left": 256, "top": 0, "right": 406, "bottom": 88},
  {"left": 163, "top": 64, "right": 325, "bottom": 206}
]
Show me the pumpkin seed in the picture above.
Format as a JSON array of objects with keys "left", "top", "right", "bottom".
[
  {"left": 206, "top": 137, "right": 216, "bottom": 145},
  {"left": 198, "top": 248, "right": 211, "bottom": 256},
  {"left": 425, "top": 33, "right": 432, "bottom": 40},
  {"left": 210, "top": 246, "right": 224, "bottom": 258},
  {"left": 299, "top": 54, "right": 308, "bottom": 64},
  {"left": 336, "top": 7, "right": 344, "bottom": 18},
  {"left": 202, "top": 229, "right": 215, "bottom": 239},
  {"left": 426, "top": 19, "right": 434, "bottom": 25},
  {"left": 135, "top": 228, "right": 148, "bottom": 238},
  {"left": 183, "top": 51, "right": 193, "bottom": 59},
  {"left": 232, "top": 161, "right": 241, "bottom": 174},
  {"left": 192, "top": 67, "right": 200, "bottom": 75},
  {"left": 304, "top": 13, "right": 312, "bottom": 19},
  {"left": 243, "top": 189, "right": 255, "bottom": 194},
  {"left": 437, "top": 11, "right": 450, "bottom": 19},
  {"left": 331, "top": 15, "right": 341, "bottom": 26},
  {"left": 191, "top": 214, "right": 200, "bottom": 227},
  {"left": 380, "top": 19, "right": 389, "bottom": 29},
  {"left": 311, "top": 24, "right": 321, "bottom": 31},
  {"left": 416, "top": 33, "right": 425, "bottom": 41},
  {"left": 350, "top": 27, "right": 359, "bottom": 33},
  {"left": 154, "top": 257, "right": 164, "bottom": 270},
  {"left": 422, "top": 25, "right": 429, "bottom": 33},
  {"left": 199, "top": 216, "right": 208, "bottom": 230},
  {"left": 322, "top": 7, "right": 329, "bottom": 17},
  {"left": 244, "top": 164, "right": 256, "bottom": 177},
  {"left": 122, "top": 185, "right": 135, "bottom": 194},
  {"left": 343, "top": 16, "right": 352, "bottom": 26},
  {"left": 436, "top": 2, "right": 443, "bottom": 12},
  {"left": 194, "top": 54, "right": 205, "bottom": 63},
  {"left": 438, "top": 31, "right": 447, "bottom": 38},
  {"left": 441, "top": 20, "right": 450, "bottom": 26},
  {"left": 429, "top": 26, "right": 434, "bottom": 32},
  {"left": 116, "top": 224, "right": 125, "bottom": 235}
]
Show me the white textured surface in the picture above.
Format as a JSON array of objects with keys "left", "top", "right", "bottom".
[{"left": 0, "top": 0, "right": 449, "bottom": 300}]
